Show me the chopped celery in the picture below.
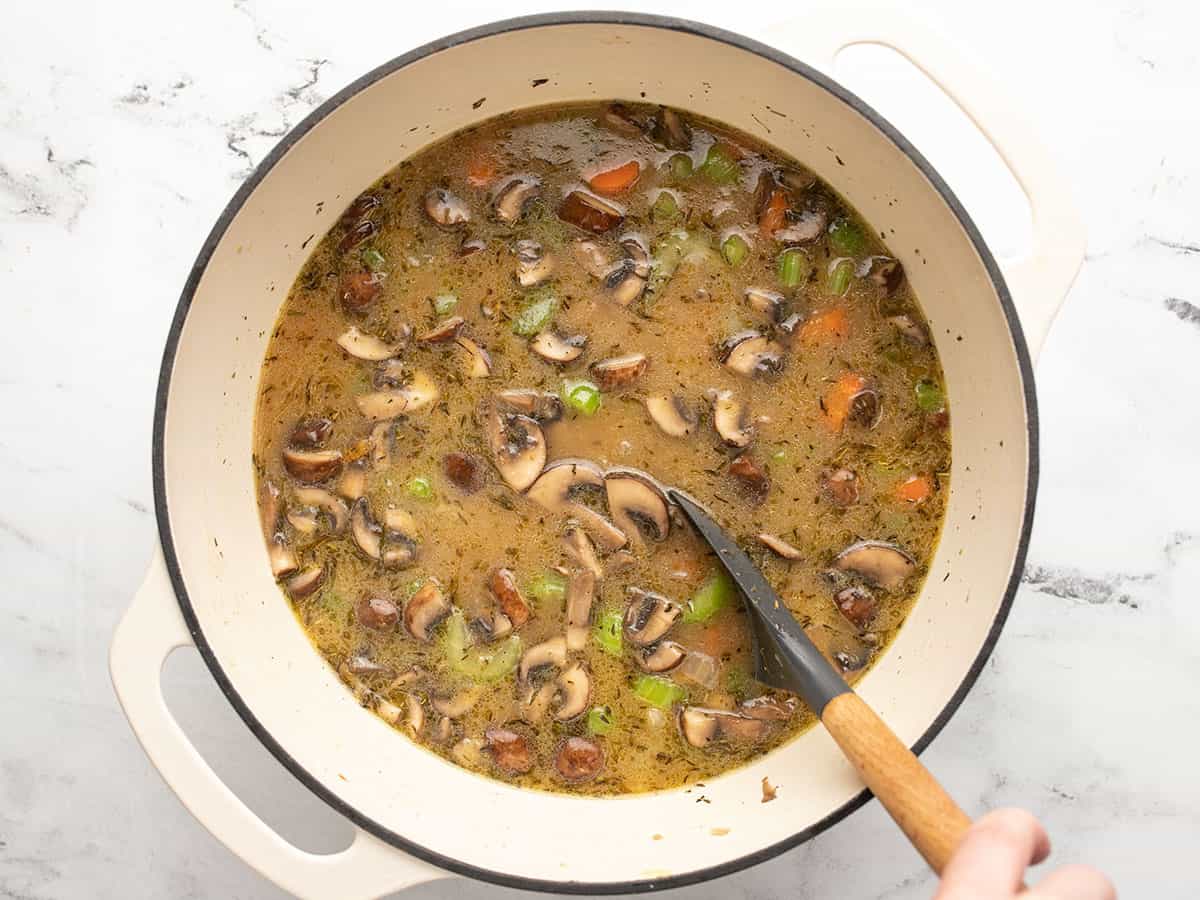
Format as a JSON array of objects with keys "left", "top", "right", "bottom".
[
  {"left": 361, "top": 248, "right": 387, "bottom": 272},
  {"left": 777, "top": 248, "right": 811, "bottom": 288},
  {"left": 443, "top": 610, "right": 522, "bottom": 682},
  {"left": 406, "top": 476, "right": 434, "bottom": 501},
  {"left": 562, "top": 379, "right": 601, "bottom": 416},
  {"left": 683, "top": 570, "right": 737, "bottom": 624},
  {"left": 828, "top": 258, "right": 854, "bottom": 296},
  {"left": 526, "top": 570, "right": 567, "bottom": 605},
  {"left": 828, "top": 218, "right": 867, "bottom": 256},
  {"left": 433, "top": 293, "right": 458, "bottom": 315},
  {"left": 651, "top": 190, "right": 680, "bottom": 223},
  {"left": 699, "top": 144, "right": 740, "bottom": 184},
  {"left": 722, "top": 233, "right": 750, "bottom": 267},
  {"left": 587, "top": 705, "right": 614, "bottom": 736},
  {"left": 632, "top": 675, "right": 687, "bottom": 709},
  {"left": 915, "top": 379, "right": 946, "bottom": 412},
  {"left": 667, "top": 153, "right": 694, "bottom": 181},
  {"left": 593, "top": 610, "right": 624, "bottom": 656},
  {"left": 511, "top": 292, "right": 558, "bottom": 336}
]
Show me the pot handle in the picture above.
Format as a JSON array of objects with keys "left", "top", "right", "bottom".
[
  {"left": 110, "top": 547, "right": 448, "bottom": 900},
  {"left": 766, "top": 7, "right": 1086, "bottom": 361}
]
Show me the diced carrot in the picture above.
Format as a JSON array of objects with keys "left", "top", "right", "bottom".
[
  {"left": 758, "top": 189, "right": 788, "bottom": 237},
  {"left": 588, "top": 160, "right": 641, "bottom": 195},
  {"left": 799, "top": 306, "right": 851, "bottom": 344},
  {"left": 896, "top": 474, "right": 934, "bottom": 504},
  {"left": 698, "top": 615, "right": 743, "bottom": 658},
  {"left": 466, "top": 155, "right": 497, "bottom": 187},
  {"left": 821, "top": 372, "right": 868, "bottom": 432}
]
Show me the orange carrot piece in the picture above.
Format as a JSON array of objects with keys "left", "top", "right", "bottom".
[
  {"left": 896, "top": 474, "right": 934, "bottom": 504},
  {"left": 466, "top": 155, "right": 497, "bottom": 187},
  {"left": 759, "top": 189, "right": 788, "bottom": 237},
  {"left": 799, "top": 306, "right": 851, "bottom": 345},
  {"left": 821, "top": 372, "right": 868, "bottom": 432},
  {"left": 588, "top": 160, "right": 641, "bottom": 195}
]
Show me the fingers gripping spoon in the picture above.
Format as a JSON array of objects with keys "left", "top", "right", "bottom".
[{"left": 668, "top": 489, "right": 973, "bottom": 874}]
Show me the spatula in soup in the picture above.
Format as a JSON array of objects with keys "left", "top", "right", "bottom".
[{"left": 668, "top": 488, "right": 973, "bottom": 875}]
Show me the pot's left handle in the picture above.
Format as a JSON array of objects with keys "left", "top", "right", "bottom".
[{"left": 110, "top": 546, "right": 448, "bottom": 900}]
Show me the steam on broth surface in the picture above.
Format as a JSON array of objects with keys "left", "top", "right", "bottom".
[{"left": 254, "top": 102, "right": 950, "bottom": 794}]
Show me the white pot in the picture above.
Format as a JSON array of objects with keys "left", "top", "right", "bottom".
[{"left": 110, "top": 11, "right": 1083, "bottom": 899}]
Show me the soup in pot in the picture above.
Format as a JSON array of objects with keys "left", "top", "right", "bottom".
[{"left": 253, "top": 102, "right": 950, "bottom": 794}]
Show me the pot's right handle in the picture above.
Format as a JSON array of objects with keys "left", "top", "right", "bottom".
[
  {"left": 110, "top": 547, "right": 449, "bottom": 900},
  {"left": 765, "top": 6, "right": 1086, "bottom": 361}
]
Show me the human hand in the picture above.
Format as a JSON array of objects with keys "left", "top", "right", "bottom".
[{"left": 934, "top": 809, "right": 1115, "bottom": 899}]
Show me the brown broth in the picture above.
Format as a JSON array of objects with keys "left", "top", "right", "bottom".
[{"left": 253, "top": 102, "right": 950, "bottom": 795}]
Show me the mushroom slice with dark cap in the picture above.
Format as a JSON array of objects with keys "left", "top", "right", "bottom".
[
  {"left": 531, "top": 330, "right": 587, "bottom": 364},
  {"left": 644, "top": 395, "right": 697, "bottom": 438},
  {"left": 740, "top": 695, "right": 799, "bottom": 721},
  {"left": 605, "top": 235, "right": 651, "bottom": 306},
  {"left": 289, "top": 417, "right": 334, "bottom": 449},
  {"left": 268, "top": 537, "right": 298, "bottom": 579},
  {"left": 562, "top": 525, "right": 602, "bottom": 579},
  {"left": 292, "top": 486, "right": 350, "bottom": 532},
  {"left": 820, "top": 467, "right": 860, "bottom": 507},
  {"left": 489, "top": 568, "right": 532, "bottom": 628},
  {"left": 432, "top": 686, "right": 483, "bottom": 719},
  {"left": 515, "top": 239, "right": 555, "bottom": 287},
  {"left": 485, "top": 727, "right": 533, "bottom": 774},
  {"left": 282, "top": 448, "right": 343, "bottom": 484},
  {"left": 356, "top": 370, "right": 440, "bottom": 420},
  {"left": 623, "top": 588, "right": 682, "bottom": 647},
  {"left": 382, "top": 507, "right": 420, "bottom": 568},
  {"left": 775, "top": 209, "right": 827, "bottom": 244},
  {"left": 443, "top": 451, "right": 482, "bottom": 493},
  {"left": 558, "top": 190, "right": 625, "bottom": 233},
  {"left": 678, "top": 706, "right": 769, "bottom": 748},
  {"left": 555, "top": 736, "right": 604, "bottom": 783},
  {"left": 887, "top": 314, "right": 927, "bottom": 346},
  {"left": 605, "top": 468, "right": 670, "bottom": 545},
  {"left": 845, "top": 384, "right": 883, "bottom": 430},
  {"left": 336, "top": 461, "right": 368, "bottom": 501},
  {"left": 757, "top": 532, "right": 802, "bottom": 560},
  {"left": 565, "top": 570, "right": 595, "bottom": 651},
  {"left": 870, "top": 257, "right": 906, "bottom": 294},
  {"left": 493, "top": 176, "right": 541, "bottom": 224},
  {"left": 834, "top": 540, "right": 916, "bottom": 590},
  {"left": 356, "top": 595, "right": 400, "bottom": 631},
  {"left": 518, "top": 635, "right": 567, "bottom": 682},
  {"left": 495, "top": 389, "right": 564, "bottom": 423},
  {"left": 454, "top": 336, "right": 492, "bottom": 378},
  {"left": 423, "top": 188, "right": 471, "bottom": 227},
  {"left": 526, "top": 458, "right": 627, "bottom": 551},
  {"left": 572, "top": 239, "right": 612, "bottom": 278},
  {"left": 589, "top": 353, "right": 648, "bottom": 391},
  {"left": 602, "top": 102, "right": 646, "bottom": 137},
  {"left": 744, "top": 287, "right": 786, "bottom": 322},
  {"left": 337, "top": 326, "right": 403, "bottom": 361},
  {"left": 720, "top": 331, "right": 785, "bottom": 379},
  {"left": 706, "top": 388, "right": 754, "bottom": 449},
  {"left": 403, "top": 581, "right": 450, "bottom": 641},
  {"left": 729, "top": 454, "right": 770, "bottom": 501},
  {"left": 650, "top": 106, "right": 692, "bottom": 150},
  {"left": 638, "top": 640, "right": 686, "bottom": 673},
  {"left": 553, "top": 663, "right": 591, "bottom": 721},
  {"left": 417, "top": 316, "right": 465, "bottom": 344},
  {"left": 835, "top": 585, "right": 878, "bottom": 628},
  {"left": 484, "top": 404, "right": 546, "bottom": 493},
  {"left": 349, "top": 497, "right": 383, "bottom": 560}
]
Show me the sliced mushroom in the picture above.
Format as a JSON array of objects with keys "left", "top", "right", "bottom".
[
  {"left": 531, "top": 330, "right": 586, "bottom": 364},
  {"left": 381, "top": 507, "right": 420, "bottom": 568},
  {"left": 375, "top": 697, "right": 403, "bottom": 725},
  {"left": 605, "top": 235, "right": 650, "bottom": 305},
  {"left": 602, "top": 102, "right": 646, "bottom": 137},
  {"left": 558, "top": 190, "right": 624, "bottom": 233},
  {"left": 887, "top": 314, "right": 927, "bottom": 345},
  {"left": 720, "top": 331, "right": 785, "bottom": 379},
  {"left": 650, "top": 106, "right": 692, "bottom": 150},
  {"left": 572, "top": 239, "right": 612, "bottom": 278},
  {"left": 344, "top": 655, "right": 391, "bottom": 678},
  {"left": 526, "top": 458, "right": 627, "bottom": 552},
  {"left": 484, "top": 727, "right": 533, "bottom": 774},
  {"left": 289, "top": 417, "right": 333, "bottom": 449},
  {"left": 678, "top": 707, "right": 720, "bottom": 748},
  {"left": 282, "top": 448, "right": 343, "bottom": 484},
  {"left": 518, "top": 635, "right": 568, "bottom": 682},
  {"left": 286, "top": 508, "right": 319, "bottom": 534},
  {"left": 495, "top": 389, "right": 564, "bottom": 423},
  {"left": 870, "top": 257, "right": 906, "bottom": 294},
  {"left": 638, "top": 640, "right": 686, "bottom": 673},
  {"left": 452, "top": 737, "right": 485, "bottom": 768},
  {"left": 554, "top": 663, "right": 592, "bottom": 721},
  {"left": 433, "top": 716, "right": 456, "bottom": 744},
  {"left": 460, "top": 237, "right": 486, "bottom": 257},
  {"left": 835, "top": 585, "right": 878, "bottom": 628},
  {"left": 706, "top": 389, "right": 754, "bottom": 449},
  {"left": 565, "top": 570, "right": 595, "bottom": 651},
  {"left": 819, "top": 467, "right": 859, "bottom": 506},
  {"left": 432, "top": 686, "right": 483, "bottom": 719},
  {"left": 623, "top": 588, "right": 682, "bottom": 646},
  {"left": 556, "top": 736, "right": 604, "bottom": 782},
  {"left": 454, "top": 336, "right": 492, "bottom": 377},
  {"left": 405, "top": 694, "right": 424, "bottom": 736},
  {"left": 339, "top": 271, "right": 384, "bottom": 313},
  {"left": 493, "top": 176, "right": 541, "bottom": 224},
  {"left": 336, "top": 461, "right": 368, "bottom": 501},
  {"left": 740, "top": 695, "right": 798, "bottom": 721},
  {"left": 515, "top": 239, "right": 555, "bottom": 287},
  {"left": 834, "top": 541, "right": 916, "bottom": 591},
  {"left": 744, "top": 287, "right": 786, "bottom": 321},
  {"left": 562, "top": 526, "right": 602, "bottom": 579},
  {"left": 338, "top": 219, "right": 376, "bottom": 253},
  {"left": 728, "top": 454, "right": 769, "bottom": 500},
  {"left": 403, "top": 581, "right": 451, "bottom": 641},
  {"left": 678, "top": 706, "right": 768, "bottom": 748},
  {"left": 356, "top": 370, "right": 440, "bottom": 420},
  {"left": 485, "top": 405, "right": 546, "bottom": 493},
  {"left": 260, "top": 480, "right": 283, "bottom": 541},
  {"left": 368, "top": 422, "right": 392, "bottom": 467},
  {"left": 355, "top": 595, "right": 399, "bottom": 631},
  {"left": 423, "top": 188, "right": 470, "bottom": 227},
  {"left": 757, "top": 532, "right": 802, "bottom": 560},
  {"left": 337, "top": 326, "right": 403, "bottom": 361},
  {"left": 589, "top": 353, "right": 648, "bottom": 391},
  {"left": 775, "top": 208, "right": 827, "bottom": 244},
  {"left": 292, "top": 486, "right": 350, "bottom": 532},
  {"left": 350, "top": 497, "right": 383, "bottom": 560},
  {"left": 605, "top": 469, "right": 670, "bottom": 544},
  {"left": 489, "top": 568, "right": 532, "bottom": 628},
  {"left": 417, "top": 316, "right": 465, "bottom": 343},
  {"left": 443, "top": 451, "right": 483, "bottom": 493},
  {"left": 644, "top": 395, "right": 697, "bottom": 438},
  {"left": 519, "top": 680, "right": 559, "bottom": 724}
]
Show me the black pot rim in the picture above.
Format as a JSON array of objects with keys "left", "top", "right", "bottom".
[{"left": 151, "top": 11, "right": 1038, "bottom": 894}]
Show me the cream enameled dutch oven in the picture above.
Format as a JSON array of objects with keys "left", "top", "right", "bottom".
[{"left": 110, "top": 11, "right": 1084, "bottom": 899}]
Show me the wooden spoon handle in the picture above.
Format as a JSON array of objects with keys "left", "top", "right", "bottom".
[{"left": 821, "top": 692, "right": 972, "bottom": 873}]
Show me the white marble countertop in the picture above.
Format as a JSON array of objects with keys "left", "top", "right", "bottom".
[{"left": 3, "top": 0, "right": 1197, "bottom": 897}]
